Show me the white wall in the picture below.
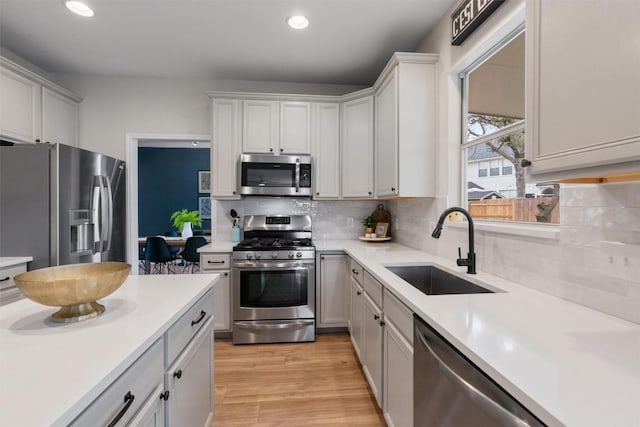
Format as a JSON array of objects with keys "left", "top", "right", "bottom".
[
  {"left": 51, "top": 73, "right": 365, "bottom": 160},
  {"left": 391, "top": 0, "right": 640, "bottom": 324}
]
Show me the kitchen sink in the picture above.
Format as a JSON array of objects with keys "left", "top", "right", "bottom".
[{"left": 385, "top": 265, "right": 493, "bottom": 295}]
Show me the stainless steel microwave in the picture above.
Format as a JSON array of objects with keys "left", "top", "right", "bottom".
[{"left": 238, "top": 154, "right": 312, "bottom": 196}]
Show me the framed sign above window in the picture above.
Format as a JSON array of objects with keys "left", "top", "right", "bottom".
[{"left": 198, "top": 170, "right": 210, "bottom": 193}]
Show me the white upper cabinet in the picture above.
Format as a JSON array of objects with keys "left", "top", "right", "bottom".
[
  {"left": 42, "top": 87, "right": 78, "bottom": 146},
  {"left": 342, "top": 94, "right": 374, "bottom": 198},
  {"left": 0, "top": 65, "right": 41, "bottom": 144},
  {"left": 211, "top": 98, "right": 241, "bottom": 199},
  {"left": 280, "top": 101, "right": 312, "bottom": 154},
  {"left": 242, "top": 99, "right": 312, "bottom": 155},
  {"left": 375, "top": 53, "right": 438, "bottom": 198},
  {"left": 312, "top": 103, "right": 341, "bottom": 199},
  {"left": 525, "top": 0, "right": 640, "bottom": 179},
  {"left": 242, "top": 99, "right": 279, "bottom": 154},
  {"left": 1, "top": 58, "right": 80, "bottom": 146}
]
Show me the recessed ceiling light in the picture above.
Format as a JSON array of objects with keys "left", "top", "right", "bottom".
[
  {"left": 287, "top": 15, "right": 309, "bottom": 30},
  {"left": 64, "top": 1, "right": 94, "bottom": 17}
]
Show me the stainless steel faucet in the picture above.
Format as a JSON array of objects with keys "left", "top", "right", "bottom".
[{"left": 431, "top": 207, "right": 476, "bottom": 274}]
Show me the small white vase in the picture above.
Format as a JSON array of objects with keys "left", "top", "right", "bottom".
[{"left": 181, "top": 222, "right": 193, "bottom": 239}]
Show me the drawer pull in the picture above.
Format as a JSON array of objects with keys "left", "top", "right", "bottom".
[
  {"left": 356, "top": 291, "right": 362, "bottom": 296},
  {"left": 0, "top": 277, "right": 9, "bottom": 282},
  {"left": 207, "top": 260, "right": 226, "bottom": 264},
  {"left": 173, "top": 369, "right": 182, "bottom": 379},
  {"left": 191, "top": 310, "right": 206, "bottom": 326},
  {"left": 107, "top": 391, "right": 134, "bottom": 427},
  {"left": 223, "top": 272, "right": 228, "bottom": 277},
  {"left": 159, "top": 390, "right": 170, "bottom": 401}
]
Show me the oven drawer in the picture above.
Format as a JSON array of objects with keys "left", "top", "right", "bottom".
[
  {"left": 200, "top": 254, "right": 231, "bottom": 271},
  {"left": 349, "top": 258, "right": 364, "bottom": 284},
  {"left": 166, "top": 289, "right": 214, "bottom": 365}
]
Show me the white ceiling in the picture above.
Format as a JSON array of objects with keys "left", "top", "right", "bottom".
[{"left": 0, "top": 0, "right": 456, "bottom": 86}]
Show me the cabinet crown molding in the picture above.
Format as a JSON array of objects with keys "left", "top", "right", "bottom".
[
  {"left": 373, "top": 52, "right": 439, "bottom": 90},
  {"left": 0, "top": 56, "right": 82, "bottom": 103}
]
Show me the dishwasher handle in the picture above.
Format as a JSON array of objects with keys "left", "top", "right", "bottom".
[{"left": 415, "top": 326, "right": 533, "bottom": 427}]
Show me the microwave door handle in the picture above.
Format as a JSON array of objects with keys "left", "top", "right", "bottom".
[{"left": 295, "top": 159, "right": 300, "bottom": 193}]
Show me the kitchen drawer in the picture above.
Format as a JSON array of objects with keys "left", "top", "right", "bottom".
[
  {"left": 363, "top": 271, "right": 383, "bottom": 308},
  {"left": 349, "top": 258, "right": 364, "bottom": 284},
  {"left": 0, "top": 264, "right": 26, "bottom": 291},
  {"left": 0, "top": 286, "right": 23, "bottom": 306},
  {"left": 200, "top": 253, "right": 231, "bottom": 271},
  {"left": 383, "top": 288, "right": 413, "bottom": 345},
  {"left": 166, "top": 289, "right": 214, "bottom": 365},
  {"left": 70, "top": 337, "right": 164, "bottom": 427}
]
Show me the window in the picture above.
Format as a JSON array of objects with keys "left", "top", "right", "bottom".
[{"left": 462, "top": 31, "right": 559, "bottom": 224}]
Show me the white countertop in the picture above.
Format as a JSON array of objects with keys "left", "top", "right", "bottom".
[
  {"left": 0, "top": 256, "right": 33, "bottom": 268},
  {"left": 198, "top": 241, "right": 236, "bottom": 253},
  {"left": 0, "top": 273, "right": 219, "bottom": 426},
  {"left": 316, "top": 240, "right": 640, "bottom": 427}
]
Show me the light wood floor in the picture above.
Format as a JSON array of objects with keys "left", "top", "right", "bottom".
[{"left": 212, "top": 332, "right": 386, "bottom": 426}]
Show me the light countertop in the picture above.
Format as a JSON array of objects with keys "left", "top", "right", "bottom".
[
  {"left": 198, "top": 241, "right": 236, "bottom": 253},
  {"left": 316, "top": 240, "right": 640, "bottom": 427},
  {"left": 0, "top": 256, "right": 33, "bottom": 268},
  {"left": 0, "top": 273, "right": 219, "bottom": 426}
]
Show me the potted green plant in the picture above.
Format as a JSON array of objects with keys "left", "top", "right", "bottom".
[
  {"left": 361, "top": 215, "right": 377, "bottom": 235},
  {"left": 170, "top": 209, "right": 203, "bottom": 238}
]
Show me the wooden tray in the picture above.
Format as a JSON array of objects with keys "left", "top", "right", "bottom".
[{"left": 358, "top": 236, "right": 392, "bottom": 242}]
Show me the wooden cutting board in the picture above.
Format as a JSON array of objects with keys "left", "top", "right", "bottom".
[{"left": 372, "top": 203, "right": 391, "bottom": 237}]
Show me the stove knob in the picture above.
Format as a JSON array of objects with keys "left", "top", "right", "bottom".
[
  {"left": 246, "top": 253, "right": 253, "bottom": 260},
  {"left": 296, "top": 252, "right": 302, "bottom": 258},
  {"left": 255, "top": 253, "right": 261, "bottom": 260},
  {"left": 288, "top": 253, "right": 294, "bottom": 259},
  {"left": 272, "top": 252, "right": 278, "bottom": 259}
]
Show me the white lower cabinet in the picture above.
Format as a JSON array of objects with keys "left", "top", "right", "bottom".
[
  {"left": 383, "top": 319, "right": 413, "bottom": 427},
  {"left": 346, "top": 258, "right": 415, "bottom": 418},
  {"left": 349, "top": 275, "right": 364, "bottom": 362},
  {"left": 69, "top": 288, "right": 215, "bottom": 427},
  {"left": 165, "top": 317, "right": 214, "bottom": 427},
  {"left": 362, "top": 292, "right": 383, "bottom": 407},
  {"left": 129, "top": 384, "right": 166, "bottom": 427},
  {"left": 200, "top": 253, "right": 232, "bottom": 332},
  {"left": 318, "top": 253, "right": 349, "bottom": 327}
]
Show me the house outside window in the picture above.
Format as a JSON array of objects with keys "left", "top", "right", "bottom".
[{"left": 462, "top": 31, "right": 559, "bottom": 223}]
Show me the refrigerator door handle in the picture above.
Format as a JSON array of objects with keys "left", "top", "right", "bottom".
[
  {"left": 91, "top": 176, "right": 102, "bottom": 254},
  {"left": 102, "top": 176, "right": 114, "bottom": 252}
]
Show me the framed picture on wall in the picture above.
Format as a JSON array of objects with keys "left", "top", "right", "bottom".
[
  {"left": 199, "top": 196, "right": 211, "bottom": 219},
  {"left": 198, "top": 170, "right": 210, "bottom": 193}
]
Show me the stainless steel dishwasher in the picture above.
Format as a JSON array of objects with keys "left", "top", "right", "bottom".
[{"left": 414, "top": 315, "right": 546, "bottom": 427}]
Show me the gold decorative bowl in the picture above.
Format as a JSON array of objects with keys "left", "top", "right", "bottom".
[{"left": 14, "top": 262, "right": 131, "bottom": 323}]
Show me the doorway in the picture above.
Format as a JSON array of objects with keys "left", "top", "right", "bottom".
[{"left": 125, "top": 133, "right": 210, "bottom": 272}]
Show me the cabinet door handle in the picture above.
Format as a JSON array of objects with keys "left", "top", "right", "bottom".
[
  {"left": 316, "top": 192, "right": 320, "bottom": 196},
  {"left": 270, "top": 148, "right": 274, "bottom": 152},
  {"left": 173, "top": 369, "right": 183, "bottom": 379},
  {"left": 223, "top": 272, "right": 228, "bottom": 277},
  {"left": 232, "top": 191, "right": 237, "bottom": 195},
  {"left": 107, "top": 391, "right": 135, "bottom": 427},
  {"left": 379, "top": 320, "right": 385, "bottom": 327},
  {"left": 391, "top": 187, "right": 396, "bottom": 192},
  {"left": 374, "top": 314, "right": 379, "bottom": 320},
  {"left": 351, "top": 269, "right": 359, "bottom": 275},
  {"left": 280, "top": 148, "right": 283, "bottom": 152},
  {"left": 521, "top": 159, "right": 532, "bottom": 167},
  {"left": 190, "top": 310, "right": 206, "bottom": 326},
  {"left": 356, "top": 291, "right": 362, "bottom": 296},
  {"left": 368, "top": 191, "right": 372, "bottom": 196},
  {"left": 320, "top": 256, "right": 325, "bottom": 260},
  {"left": 0, "top": 277, "right": 9, "bottom": 282},
  {"left": 159, "top": 390, "right": 170, "bottom": 401}
]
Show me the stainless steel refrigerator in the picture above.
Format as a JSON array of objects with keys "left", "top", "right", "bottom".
[{"left": 0, "top": 143, "right": 126, "bottom": 270}]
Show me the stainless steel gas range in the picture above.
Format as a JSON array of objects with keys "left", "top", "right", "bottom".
[{"left": 232, "top": 215, "right": 315, "bottom": 344}]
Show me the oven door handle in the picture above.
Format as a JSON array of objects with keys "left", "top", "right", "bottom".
[
  {"left": 233, "top": 261, "right": 314, "bottom": 270},
  {"left": 295, "top": 158, "right": 300, "bottom": 193}
]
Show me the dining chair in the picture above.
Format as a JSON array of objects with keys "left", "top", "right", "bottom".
[
  {"left": 144, "top": 236, "right": 175, "bottom": 274},
  {"left": 181, "top": 236, "right": 207, "bottom": 273},
  {"left": 193, "top": 230, "right": 205, "bottom": 236},
  {"left": 138, "top": 246, "right": 146, "bottom": 275},
  {"left": 163, "top": 230, "right": 181, "bottom": 260}
]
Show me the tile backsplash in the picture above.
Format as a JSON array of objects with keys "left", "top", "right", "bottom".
[
  {"left": 212, "top": 198, "right": 379, "bottom": 241},
  {"left": 390, "top": 181, "right": 640, "bottom": 324}
]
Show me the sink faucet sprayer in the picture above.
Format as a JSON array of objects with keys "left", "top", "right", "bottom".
[{"left": 431, "top": 207, "right": 476, "bottom": 274}]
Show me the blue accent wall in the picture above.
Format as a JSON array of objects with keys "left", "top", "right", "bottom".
[{"left": 138, "top": 147, "right": 211, "bottom": 236}]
